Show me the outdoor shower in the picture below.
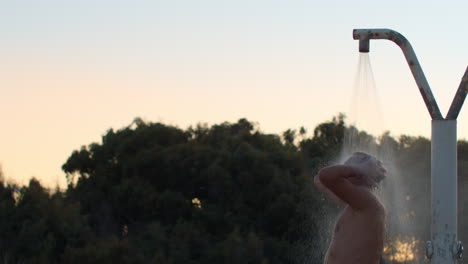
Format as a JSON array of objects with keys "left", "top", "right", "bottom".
[{"left": 353, "top": 28, "right": 468, "bottom": 264}]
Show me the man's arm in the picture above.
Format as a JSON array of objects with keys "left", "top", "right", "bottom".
[
  {"left": 317, "top": 165, "right": 380, "bottom": 211},
  {"left": 314, "top": 174, "right": 346, "bottom": 207}
]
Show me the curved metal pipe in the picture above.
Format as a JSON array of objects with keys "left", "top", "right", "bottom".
[
  {"left": 446, "top": 67, "right": 468, "bottom": 120},
  {"left": 353, "top": 28, "right": 443, "bottom": 120}
]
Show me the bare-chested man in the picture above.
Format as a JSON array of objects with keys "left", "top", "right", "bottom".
[{"left": 314, "top": 152, "right": 387, "bottom": 264}]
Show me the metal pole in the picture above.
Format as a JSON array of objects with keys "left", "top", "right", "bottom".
[{"left": 431, "top": 120, "right": 458, "bottom": 263}]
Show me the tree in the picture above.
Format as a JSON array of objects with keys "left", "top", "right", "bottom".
[{"left": 60, "top": 118, "right": 325, "bottom": 263}]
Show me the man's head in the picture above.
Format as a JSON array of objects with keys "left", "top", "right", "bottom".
[{"left": 344, "top": 152, "right": 387, "bottom": 187}]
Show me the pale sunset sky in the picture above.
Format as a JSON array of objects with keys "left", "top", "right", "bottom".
[{"left": 1, "top": 0, "right": 467, "bottom": 187}]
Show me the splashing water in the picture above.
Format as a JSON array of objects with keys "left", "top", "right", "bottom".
[
  {"left": 310, "top": 53, "right": 428, "bottom": 264},
  {"left": 339, "top": 53, "right": 428, "bottom": 263}
]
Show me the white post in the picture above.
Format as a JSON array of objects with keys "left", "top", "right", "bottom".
[{"left": 431, "top": 120, "right": 458, "bottom": 263}]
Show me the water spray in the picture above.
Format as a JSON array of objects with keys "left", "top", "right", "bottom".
[{"left": 353, "top": 28, "right": 468, "bottom": 264}]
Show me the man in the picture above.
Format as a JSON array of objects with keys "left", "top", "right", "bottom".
[{"left": 314, "top": 152, "right": 387, "bottom": 264}]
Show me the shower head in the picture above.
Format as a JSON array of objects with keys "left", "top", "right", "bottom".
[
  {"left": 359, "top": 39, "right": 369, "bottom": 53},
  {"left": 353, "top": 28, "right": 409, "bottom": 53}
]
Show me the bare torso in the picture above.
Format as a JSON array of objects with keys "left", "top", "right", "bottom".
[{"left": 325, "top": 202, "right": 386, "bottom": 264}]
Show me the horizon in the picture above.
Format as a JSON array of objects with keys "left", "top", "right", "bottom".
[{"left": 0, "top": 115, "right": 455, "bottom": 189}]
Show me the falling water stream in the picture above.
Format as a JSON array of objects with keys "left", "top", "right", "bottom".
[{"left": 349, "top": 53, "right": 383, "bottom": 137}]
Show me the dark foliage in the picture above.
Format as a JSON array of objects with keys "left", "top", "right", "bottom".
[{"left": 1, "top": 116, "right": 467, "bottom": 263}]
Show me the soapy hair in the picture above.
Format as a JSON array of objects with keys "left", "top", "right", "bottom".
[{"left": 344, "top": 151, "right": 386, "bottom": 185}]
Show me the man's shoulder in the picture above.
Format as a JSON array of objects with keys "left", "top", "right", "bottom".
[
  {"left": 350, "top": 189, "right": 385, "bottom": 214},
  {"left": 365, "top": 201, "right": 386, "bottom": 216}
]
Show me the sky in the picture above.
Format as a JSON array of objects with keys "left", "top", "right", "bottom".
[{"left": 0, "top": 0, "right": 467, "bottom": 188}]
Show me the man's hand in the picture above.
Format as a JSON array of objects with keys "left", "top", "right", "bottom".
[{"left": 344, "top": 165, "right": 378, "bottom": 188}]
